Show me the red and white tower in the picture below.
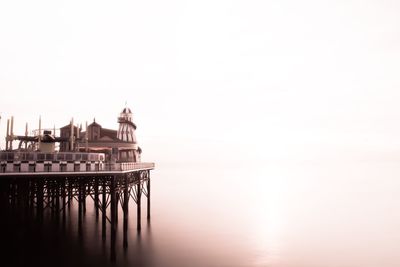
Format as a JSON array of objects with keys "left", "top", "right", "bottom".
[{"left": 117, "top": 107, "right": 137, "bottom": 143}]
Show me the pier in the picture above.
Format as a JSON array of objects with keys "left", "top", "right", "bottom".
[
  {"left": 0, "top": 162, "right": 154, "bottom": 261},
  {"left": 0, "top": 106, "right": 155, "bottom": 263}
]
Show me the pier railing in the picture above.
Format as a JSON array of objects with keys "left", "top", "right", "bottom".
[
  {"left": 104, "top": 162, "right": 155, "bottom": 171},
  {"left": 0, "top": 160, "right": 155, "bottom": 174}
]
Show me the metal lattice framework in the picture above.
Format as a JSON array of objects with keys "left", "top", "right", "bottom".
[{"left": 0, "top": 169, "right": 151, "bottom": 261}]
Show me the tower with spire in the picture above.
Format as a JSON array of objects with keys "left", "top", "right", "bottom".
[
  {"left": 117, "top": 106, "right": 141, "bottom": 162},
  {"left": 117, "top": 107, "right": 137, "bottom": 143}
]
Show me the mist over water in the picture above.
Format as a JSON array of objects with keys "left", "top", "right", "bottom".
[{"left": 2, "top": 158, "right": 400, "bottom": 267}]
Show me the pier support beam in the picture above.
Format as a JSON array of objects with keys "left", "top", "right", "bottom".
[
  {"left": 67, "top": 181, "right": 72, "bottom": 210},
  {"left": 83, "top": 183, "right": 86, "bottom": 214},
  {"left": 61, "top": 180, "right": 66, "bottom": 225},
  {"left": 137, "top": 180, "right": 142, "bottom": 231},
  {"left": 147, "top": 174, "right": 151, "bottom": 221},
  {"left": 78, "top": 181, "right": 83, "bottom": 238},
  {"left": 78, "top": 182, "right": 82, "bottom": 216},
  {"left": 102, "top": 179, "right": 107, "bottom": 241},
  {"left": 94, "top": 178, "right": 99, "bottom": 218},
  {"left": 123, "top": 175, "right": 129, "bottom": 249},
  {"left": 110, "top": 176, "right": 116, "bottom": 262},
  {"left": 36, "top": 181, "right": 44, "bottom": 222},
  {"left": 29, "top": 180, "right": 35, "bottom": 217},
  {"left": 55, "top": 181, "right": 60, "bottom": 223},
  {"left": 115, "top": 192, "right": 119, "bottom": 224}
]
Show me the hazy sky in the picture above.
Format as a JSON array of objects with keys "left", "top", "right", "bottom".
[{"left": 1, "top": 0, "right": 400, "bottom": 164}]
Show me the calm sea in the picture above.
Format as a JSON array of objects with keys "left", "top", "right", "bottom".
[{"left": 2, "top": 160, "right": 400, "bottom": 267}]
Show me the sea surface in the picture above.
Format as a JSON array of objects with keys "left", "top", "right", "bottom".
[{"left": 2, "top": 160, "right": 400, "bottom": 267}]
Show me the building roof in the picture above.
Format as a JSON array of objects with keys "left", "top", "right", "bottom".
[
  {"left": 100, "top": 128, "right": 118, "bottom": 140},
  {"left": 88, "top": 119, "right": 101, "bottom": 127},
  {"left": 122, "top": 107, "right": 132, "bottom": 114}
]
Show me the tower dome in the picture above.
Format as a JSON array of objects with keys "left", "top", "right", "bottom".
[
  {"left": 117, "top": 107, "right": 137, "bottom": 143},
  {"left": 122, "top": 107, "right": 132, "bottom": 113}
]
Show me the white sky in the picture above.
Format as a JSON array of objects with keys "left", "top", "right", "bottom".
[{"left": 1, "top": 0, "right": 400, "bottom": 165}]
